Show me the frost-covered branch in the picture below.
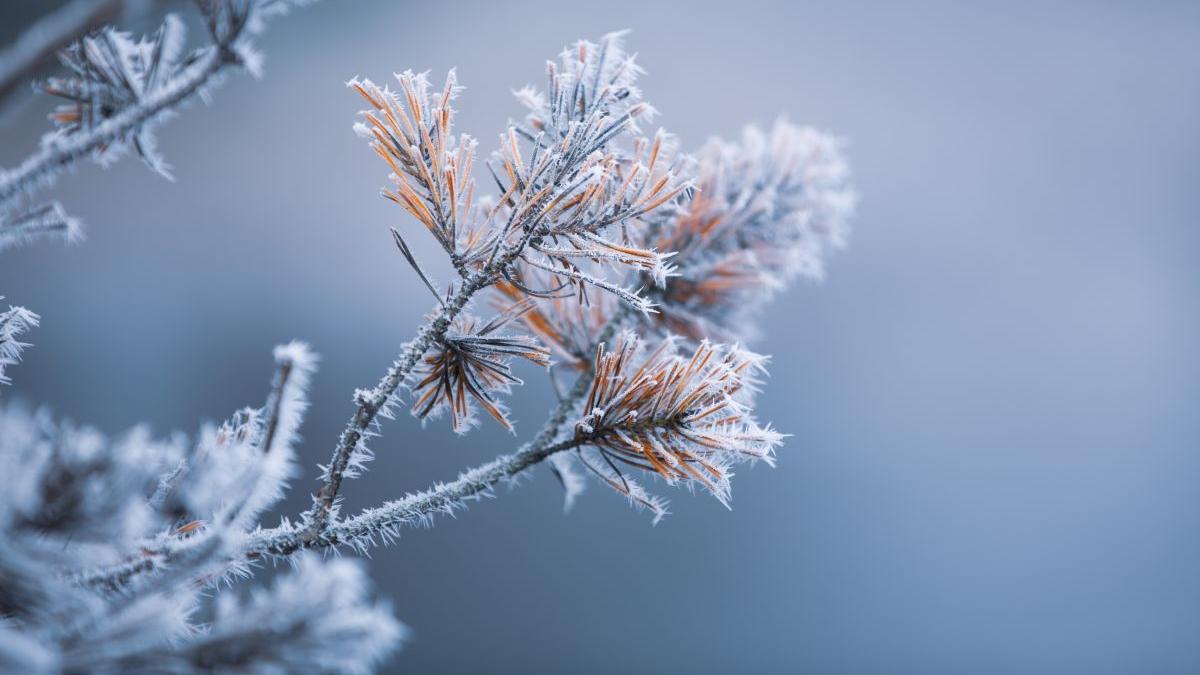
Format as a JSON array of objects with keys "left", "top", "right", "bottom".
[
  {"left": 0, "top": 302, "right": 39, "bottom": 386},
  {"left": 254, "top": 321, "right": 620, "bottom": 556},
  {"left": 254, "top": 319, "right": 778, "bottom": 553},
  {"left": 303, "top": 235, "right": 589, "bottom": 535},
  {"left": 254, "top": 435, "right": 585, "bottom": 557},
  {"left": 0, "top": 0, "right": 311, "bottom": 215},
  {"left": 0, "top": 341, "right": 403, "bottom": 672},
  {"left": 0, "top": 202, "right": 82, "bottom": 252},
  {"left": 304, "top": 34, "right": 691, "bottom": 538}
]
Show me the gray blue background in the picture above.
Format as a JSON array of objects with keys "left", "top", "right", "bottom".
[{"left": 2, "top": 1, "right": 1197, "bottom": 672}]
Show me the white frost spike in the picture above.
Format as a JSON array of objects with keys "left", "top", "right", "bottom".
[
  {"left": 0, "top": 302, "right": 39, "bottom": 386},
  {"left": 263, "top": 341, "right": 317, "bottom": 456}
]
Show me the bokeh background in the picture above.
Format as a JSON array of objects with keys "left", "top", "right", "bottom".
[{"left": 2, "top": 1, "right": 1197, "bottom": 672}]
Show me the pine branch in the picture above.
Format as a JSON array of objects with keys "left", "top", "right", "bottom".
[
  {"left": 76, "top": 427, "right": 587, "bottom": 591},
  {"left": 0, "top": 44, "right": 225, "bottom": 209},
  {"left": 303, "top": 235, "right": 557, "bottom": 539},
  {"left": 56, "top": 296, "right": 610, "bottom": 592},
  {"left": 0, "top": 1, "right": 311, "bottom": 211},
  {"left": 78, "top": 317, "right": 622, "bottom": 593},
  {"left": 268, "top": 312, "right": 626, "bottom": 557},
  {"left": 1, "top": 32, "right": 855, "bottom": 673},
  {"left": 0, "top": 201, "right": 82, "bottom": 252}
]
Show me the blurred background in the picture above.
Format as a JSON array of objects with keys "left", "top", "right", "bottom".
[{"left": 2, "top": 1, "right": 1197, "bottom": 672}]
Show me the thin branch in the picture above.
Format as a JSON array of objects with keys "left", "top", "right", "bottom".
[
  {"left": 281, "top": 311, "right": 627, "bottom": 555},
  {"left": 303, "top": 237, "right": 534, "bottom": 538},
  {"left": 0, "top": 201, "right": 82, "bottom": 252},
  {"left": 0, "top": 46, "right": 229, "bottom": 208},
  {"left": 78, "top": 315, "right": 625, "bottom": 593},
  {"left": 0, "top": 1, "right": 312, "bottom": 210},
  {"left": 253, "top": 434, "right": 585, "bottom": 557},
  {"left": 77, "top": 402, "right": 590, "bottom": 591},
  {"left": 259, "top": 354, "right": 295, "bottom": 455}
]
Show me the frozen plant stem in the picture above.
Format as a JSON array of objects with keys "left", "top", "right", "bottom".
[
  {"left": 262, "top": 433, "right": 585, "bottom": 556},
  {"left": 305, "top": 234, "right": 571, "bottom": 539},
  {"left": 79, "top": 318, "right": 614, "bottom": 593},
  {"left": 0, "top": 48, "right": 229, "bottom": 208},
  {"left": 0, "top": 0, "right": 313, "bottom": 215},
  {"left": 267, "top": 315, "right": 623, "bottom": 556},
  {"left": 78, "top": 380, "right": 590, "bottom": 590}
]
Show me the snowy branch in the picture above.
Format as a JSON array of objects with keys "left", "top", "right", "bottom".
[
  {"left": 0, "top": 303, "right": 39, "bottom": 386},
  {"left": 0, "top": 0, "right": 312, "bottom": 217},
  {"left": 0, "top": 202, "right": 82, "bottom": 252}
]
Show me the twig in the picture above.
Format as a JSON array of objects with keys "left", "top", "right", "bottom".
[
  {"left": 303, "top": 236, "right": 543, "bottom": 538},
  {"left": 0, "top": 201, "right": 82, "bottom": 252},
  {"left": 259, "top": 360, "right": 294, "bottom": 455},
  {"left": 256, "top": 434, "right": 586, "bottom": 557},
  {"left": 278, "top": 312, "right": 626, "bottom": 555},
  {"left": 78, "top": 315, "right": 621, "bottom": 592},
  {"left": 0, "top": 46, "right": 230, "bottom": 208}
]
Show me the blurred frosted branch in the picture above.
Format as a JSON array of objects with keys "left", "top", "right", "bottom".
[
  {"left": 0, "top": 0, "right": 312, "bottom": 235},
  {"left": 0, "top": 343, "right": 403, "bottom": 673},
  {"left": 0, "top": 302, "right": 39, "bottom": 386},
  {"left": 0, "top": 202, "right": 82, "bottom": 252},
  {"left": 83, "top": 554, "right": 403, "bottom": 675}
]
